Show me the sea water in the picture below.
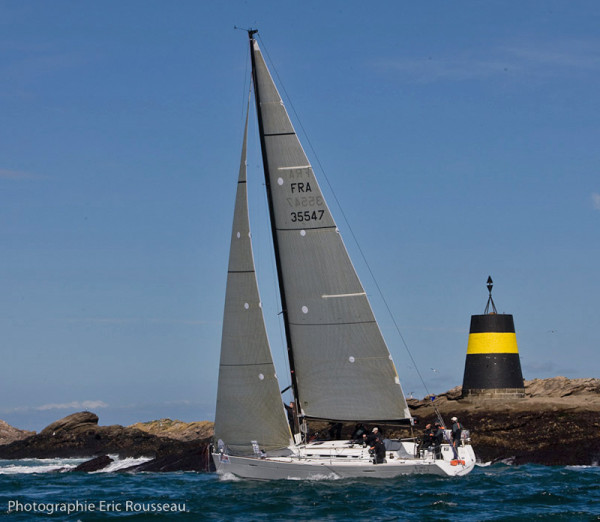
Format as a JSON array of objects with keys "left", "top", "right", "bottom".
[{"left": 1, "top": 459, "right": 599, "bottom": 520}]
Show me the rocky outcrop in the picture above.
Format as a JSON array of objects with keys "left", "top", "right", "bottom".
[
  {"left": 40, "top": 411, "right": 100, "bottom": 436},
  {"left": 404, "top": 377, "right": 600, "bottom": 465},
  {"left": 121, "top": 444, "right": 212, "bottom": 472},
  {"left": 128, "top": 419, "right": 213, "bottom": 442},
  {"left": 0, "top": 420, "right": 35, "bottom": 446},
  {"left": 525, "top": 377, "right": 600, "bottom": 398},
  {"left": 0, "top": 412, "right": 201, "bottom": 460},
  {"left": 73, "top": 455, "right": 114, "bottom": 472}
]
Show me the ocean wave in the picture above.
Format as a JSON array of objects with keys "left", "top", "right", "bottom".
[
  {"left": 565, "top": 464, "right": 600, "bottom": 471},
  {"left": 95, "top": 456, "right": 153, "bottom": 473},
  {"left": 0, "top": 458, "right": 87, "bottom": 475},
  {"left": 0, "top": 456, "right": 153, "bottom": 475},
  {"left": 218, "top": 472, "right": 242, "bottom": 481}
]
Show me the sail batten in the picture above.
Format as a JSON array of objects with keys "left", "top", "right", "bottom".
[
  {"left": 289, "top": 321, "right": 378, "bottom": 326},
  {"left": 278, "top": 165, "right": 311, "bottom": 170},
  {"left": 220, "top": 362, "right": 280, "bottom": 367},
  {"left": 250, "top": 36, "right": 411, "bottom": 422}
]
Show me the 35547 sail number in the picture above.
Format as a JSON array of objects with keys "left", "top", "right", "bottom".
[{"left": 290, "top": 210, "right": 325, "bottom": 222}]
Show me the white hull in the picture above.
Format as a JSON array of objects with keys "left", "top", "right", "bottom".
[{"left": 213, "top": 440, "right": 476, "bottom": 480}]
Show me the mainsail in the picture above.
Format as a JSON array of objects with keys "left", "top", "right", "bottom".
[
  {"left": 213, "top": 105, "right": 292, "bottom": 455},
  {"left": 249, "top": 35, "right": 411, "bottom": 423}
]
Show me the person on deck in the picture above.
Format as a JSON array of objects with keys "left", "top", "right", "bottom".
[
  {"left": 351, "top": 423, "right": 366, "bottom": 442},
  {"left": 284, "top": 402, "right": 295, "bottom": 433},
  {"left": 420, "top": 423, "right": 435, "bottom": 451},
  {"left": 451, "top": 416, "right": 463, "bottom": 449},
  {"left": 366, "top": 427, "right": 386, "bottom": 464},
  {"left": 328, "top": 422, "right": 342, "bottom": 440},
  {"left": 433, "top": 422, "right": 445, "bottom": 459}
]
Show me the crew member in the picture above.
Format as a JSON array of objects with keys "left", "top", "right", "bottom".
[
  {"left": 420, "top": 423, "right": 435, "bottom": 450},
  {"left": 433, "top": 422, "right": 445, "bottom": 459},
  {"left": 451, "top": 416, "right": 463, "bottom": 449},
  {"left": 365, "top": 427, "right": 385, "bottom": 464}
]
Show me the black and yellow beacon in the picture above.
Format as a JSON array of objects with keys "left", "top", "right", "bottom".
[{"left": 461, "top": 276, "right": 525, "bottom": 398}]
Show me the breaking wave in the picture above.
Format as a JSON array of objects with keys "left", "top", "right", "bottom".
[
  {"left": 0, "top": 456, "right": 153, "bottom": 475},
  {"left": 0, "top": 458, "right": 85, "bottom": 474}
]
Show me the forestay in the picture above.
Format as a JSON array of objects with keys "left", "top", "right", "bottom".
[
  {"left": 213, "top": 106, "right": 293, "bottom": 455},
  {"left": 251, "top": 40, "right": 411, "bottom": 423}
]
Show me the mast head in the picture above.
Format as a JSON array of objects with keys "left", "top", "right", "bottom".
[{"left": 248, "top": 29, "right": 258, "bottom": 39}]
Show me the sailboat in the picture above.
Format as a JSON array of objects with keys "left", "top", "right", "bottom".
[{"left": 212, "top": 30, "right": 476, "bottom": 480}]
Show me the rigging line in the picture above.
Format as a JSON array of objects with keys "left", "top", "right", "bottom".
[
  {"left": 257, "top": 33, "right": 445, "bottom": 424},
  {"left": 239, "top": 31, "right": 252, "bottom": 120}
]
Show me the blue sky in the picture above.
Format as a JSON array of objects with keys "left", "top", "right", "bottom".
[{"left": 1, "top": 1, "right": 599, "bottom": 431}]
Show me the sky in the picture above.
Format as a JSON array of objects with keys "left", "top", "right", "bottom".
[{"left": 1, "top": 1, "right": 599, "bottom": 431}]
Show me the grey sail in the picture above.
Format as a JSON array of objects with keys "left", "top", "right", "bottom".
[
  {"left": 250, "top": 38, "right": 411, "bottom": 422},
  {"left": 214, "top": 106, "right": 293, "bottom": 455}
]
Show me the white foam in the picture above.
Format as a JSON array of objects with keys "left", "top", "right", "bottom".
[
  {"left": 290, "top": 473, "right": 341, "bottom": 481},
  {"left": 0, "top": 456, "right": 154, "bottom": 474},
  {"left": 566, "top": 464, "right": 600, "bottom": 471},
  {"left": 94, "top": 455, "right": 153, "bottom": 473},
  {"left": 0, "top": 458, "right": 86, "bottom": 475},
  {"left": 497, "top": 457, "right": 516, "bottom": 466},
  {"left": 307, "top": 473, "right": 341, "bottom": 481},
  {"left": 218, "top": 472, "right": 241, "bottom": 482}
]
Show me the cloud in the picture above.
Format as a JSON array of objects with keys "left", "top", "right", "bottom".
[
  {"left": 67, "top": 317, "right": 212, "bottom": 326},
  {"left": 374, "top": 38, "right": 600, "bottom": 84},
  {"left": 0, "top": 168, "right": 34, "bottom": 180},
  {"left": 35, "top": 400, "right": 108, "bottom": 411},
  {"left": 375, "top": 56, "right": 510, "bottom": 83},
  {"left": 592, "top": 193, "right": 600, "bottom": 210},
  {"left": 503, "top": 40, "right": 600, "bottom": 72},
  {"left": 0, "top": 400, "right": 108, "bottom": 415},
  {"left": 2, "top": 48, "right": 89, "bottom": 87},
  {"left": 522, "top": 360, "right": 557, "bottom": 374}
]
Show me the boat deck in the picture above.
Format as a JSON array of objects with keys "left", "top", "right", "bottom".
[{"left": 213, "top": 439, "right": 476, "bottom": 480}]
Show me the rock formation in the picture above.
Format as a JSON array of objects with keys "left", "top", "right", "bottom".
[
  {"left": 404, "top": 377, "right": 600, "bottom": 465},
  {"left": 0, "top": 419, "right": 35, "bottom": 446},
  {"left": 120, "top": 444, "right": 211, "bottom": 472},
  {"left": 128, "top": 419, "right": 213, "bottom": 441},
  {"left": 72, "top": 455, "right": 114, "bottom": 472},
  {"left": 0, "top": 411, "right": 199, "bottom": 460},
  {"left": 40, "top": 411, "right": 100, "bottom": 436}
]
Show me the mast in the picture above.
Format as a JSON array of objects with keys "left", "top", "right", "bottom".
[{"left": 248, "top": 30, "right": 302, "bottom": 412}]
